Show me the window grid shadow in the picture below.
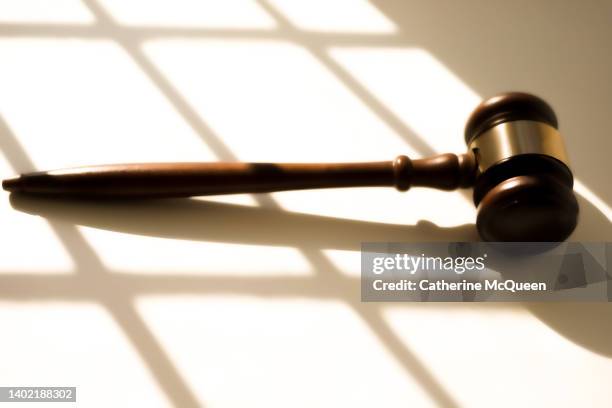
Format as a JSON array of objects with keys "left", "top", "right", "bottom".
[{"left": 0, "top": 1, "right": 461, "bottom": 407}]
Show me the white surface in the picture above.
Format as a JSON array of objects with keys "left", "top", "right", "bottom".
[{"left": 0, "top": 0, "right": 611, "bottom": 407}]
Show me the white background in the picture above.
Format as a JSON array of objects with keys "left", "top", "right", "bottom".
[{"left": 0, "top": 0, "right": 611, "bottom": 406}]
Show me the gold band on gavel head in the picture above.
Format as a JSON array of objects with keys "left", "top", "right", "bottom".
[{"left": 468, "top": 120, "right": 570, "bottom": 173}]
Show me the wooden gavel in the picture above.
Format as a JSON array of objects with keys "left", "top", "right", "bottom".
[{"left": 2, "top": 93, "right": 578, "bottom": 242}]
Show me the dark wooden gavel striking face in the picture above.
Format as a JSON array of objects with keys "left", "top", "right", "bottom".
[{"left": 2, "top": 92, "right": 579, "bottom": 242}]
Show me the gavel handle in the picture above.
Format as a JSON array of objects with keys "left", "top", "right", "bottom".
[{"left": 2, "top": 153, "right": 476, "bottom": 199}]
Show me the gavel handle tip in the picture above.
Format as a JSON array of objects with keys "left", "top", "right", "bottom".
[{"left": 2, "top": 176, "right": 21, "bottom": 192}]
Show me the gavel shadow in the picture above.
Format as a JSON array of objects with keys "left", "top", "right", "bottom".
[
  {"left": 9, "top": 193, "right": 479, "bottom": 247},
  {"left": 9, "top": 193, "right": 612, "bottom": 358}
]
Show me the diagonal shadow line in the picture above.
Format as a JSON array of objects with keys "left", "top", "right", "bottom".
[
  {"left": 0, "top": 117, "right": 36, "bottom": 172},
  {"left": 0, "top": 117, "right": 201, "bottom": 408},
  {"left": 1, "top": 1, "right": 463, "bottom": 406}
]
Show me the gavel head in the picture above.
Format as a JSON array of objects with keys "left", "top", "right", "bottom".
[{"left": 464, "top": 92, "right": 578, "bottom": 242}]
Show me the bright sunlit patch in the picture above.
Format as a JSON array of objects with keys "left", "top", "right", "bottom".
[
  {"left": 96, "top": 0, "right": 276, "bottom": 29},
  {"left": 0, "top": 39, "right": 218, "bottom": 170},
  {"left": 574, "top": 179, "right": 612, "bottom": 222},
  {"left": 136, "top": 296, "right": 436, "bottom": 407},
  {"left": 0, "top": 156, "right": 74, "bottom": 274},
  {"left": 329, "top": 47, "right": 481, "bottom": 154},
  {"left": 266, "top": 0, "right": 396, "bottom": 33},
  {"left": 0, "top": 302, "right": 171, "bottom": 406},
  {"left": 0, "top": 204, "right": 75, "bottom": 274},
  {"left": 0, "top": 0, "right": 94, "bottom": 24},
  {"left": 383, "top": 306, "right": 612, "bottom": 408},
  {"left": 193, "top": 194, "right": 259, "bottom": 207},
  {"left": 79, "top": 226, "right": 313, "bottom": 275}
]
